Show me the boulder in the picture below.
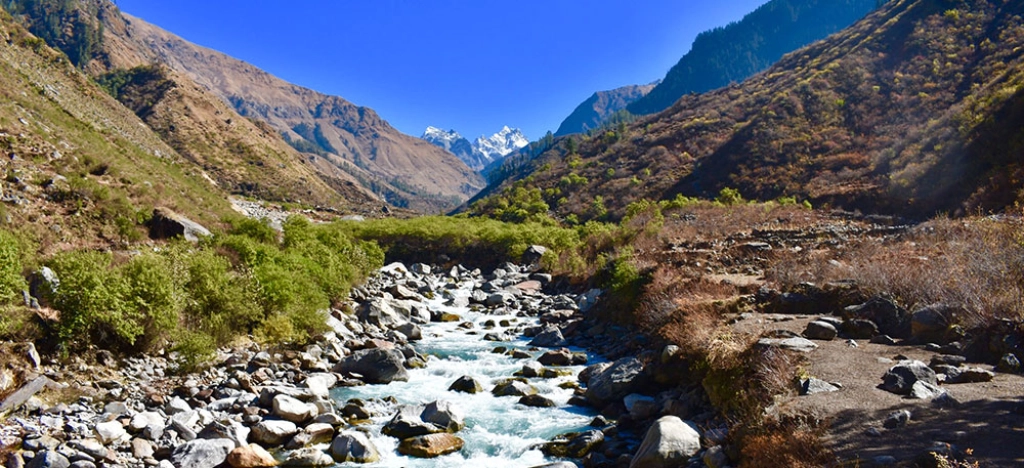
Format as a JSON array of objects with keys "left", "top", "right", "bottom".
[
  {"left": 273, "top": 395, "right": 318, "bottom": 424},
  {"left": 333, "top": 348, "right": 409, "bottom": 384},
  {"left": 226, "top": 444, "right": 278, "bottom": 468},
  {"left": 944, "top": 367, "right": 994, "bottom": 384},
  {"left": 909, "top": 381, "right": 946, "bottom": 400},
  {"left": 395, "top": 323, "right": 422, "bottom": 341},
  {"left": 800, "top": 377, "right": 840, "bottom": 395},
  {"left": 519, "top": 394, "right": 557, "bottom": 408},
  {"left": 382, "top": 406, "right": 441, "bottom": 439},
  {"left": 94, "top": 420, "right": 127, "bottom": 444},
  {"left": 542, "top": 430, "right": 605, "bottom": 458},
  {"left": 883, "top": 410, "right": 911, "bottom": 429},
  {"left": 397, "top": 433, "right": 465, "bottom": 458},
  {"left": 756, "top": 336, "right": 819, "bottom": 353},
  {"left": 280, "top": 448, "right": 334, "bottom": 467},
  {"left": 997, "top": 353, "right": 1021, "bottom": 373},
  {"left": 538, "top": 349, "right": 574, "bottom": 366},
  {"left": 149, "top": 207, "right": 211, "bottom": 242},
  {"left": 26, "top": 451, "right": 69, "bottom": 468},
  {"left": 330, "top": 431, "right": 381, "bottom": 464},
  {"left": 911, "top": 303, "right": 960, "bottom": 344},
  {"left": 421, "top": 401, "right": 465, "bottom": 432},
  {"left": 803, "top": 321, "right": 838, "bottom": 341},
  {"left": 250, "top": 420, "right": 299, "bottom": 447},
  {"left": 170, "top": 439, "right": 236, "bottom": 468},
  {"left": 629, "top": 416, "right": 701, "bottom": 468},
  {"left": 356, "top": 298, "right": 408, "bottom": 329},
  {"left": 492, "top": 379, "right": 537, "bottom": 397},
  {"left": 529, "top": 327, "right": 566, "bottom": 347},
  {"left": 843, "top": 297, "right": 910, "bottom": 338},
  {"left": 522, "top": 245, "right": 547, "bottom": 265},
  {"left": 841, "top": 318, "right": 880, "bottom": 339},
  {"left": 448, "top": 376, "right": 483, "bottom": 394},
  {"left": 585, "top": 357, "right": 645, "bottom": 405},
  {"left": 881, "top": 360, "right": 937, "bottom": 395}
]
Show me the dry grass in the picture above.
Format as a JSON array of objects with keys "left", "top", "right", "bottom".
[
  {"left": 766, "top": 216, "right": 1024, "bottom": 327},
  {"left": 739, "top": 424, "right": 838, "bottom": 468}
]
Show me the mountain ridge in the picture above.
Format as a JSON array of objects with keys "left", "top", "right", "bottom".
[
  {"left": 555, "top": 83, "right": 657, "bottom": 136},
  {"left": 422, "top": 125, "right": 528, "bottom": 172}
]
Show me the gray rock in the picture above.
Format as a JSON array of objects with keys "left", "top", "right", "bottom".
[
  {"left": 26, "top": 451, "right": 69, "bottom": 468},
  {"left": 382, "top": 406, "right": 441, "bottom": 439},
  {"left": 197, "top": 420, "right": 250, "bottom": 448},
  {"left": 304, "top": 374, "right": 338, "bottom": 399},
  {"left": 330, "top": 431, "right": 381, "bottom": 463},
  {"left": 945, "top": 367, "right": 994, "bottom": 384},
  {"left": 909, "top": 381, "right": 946, "bottom": 400},
  {"left": 703, "top": 445, "right": 728, "bottom": 468},
  {"left": 910, "top": 303, "right": 960, "bottom": 344},
  {"left": 843, "top": 297, "right": 910, "bottom": 338},
  {"left": 131, "top": 438, "right": 155, "bottom": 459},
  {"left": 448, "top": 376, "right": 483, "bottom": 394},
  {"left": 149, "top": 207, "right": 211, "bottom": 242},
  {"left": 800, "top": 377, "right": 840, "bottom": 395},
  {"left": 529, "top": 327, "right": 565, "bottom": 347},
  {"left": 129, "top": 411, "right": 165, "bottom": 434},
  {"left": 169, "top": 439, "right": 235, "bottom": 468},
  {"left": 756, "top": 336, "right": 819, "bottom": 353},
  {"left": 491, "top": 380, "right": 537, "bottom": 397},
  {"left": 333, "top": 348, "right": 409, "bottom": 384},
  {"left": 997, "top": 353, "right": 1022, "bottom": 373},
  {"left": 250, "top": 420, "right": 299, "bottom": 446},
  {"left": 421, "top": 401, "right": 464, "bottom": 432},
  {"left": 585, "top": 357, "right": 645, "bottom": 405},
  {"left": 803, "top": 320, "right": 838, "bottom": 340},
  {"left": 883, "top": 410, "right": 911, "bottom": 429},
  {"left": 273, "top": 394, "right": 318, "bottom": 424},
  {"left": 281, "top": 448, "right": 334, "bottom": 467},
  {"left": 881, "top": 360, "right": 937, "bottom": 395},
  {"left": 629, "top": 416, "right": 701, "bottom": 468},
  {"left": 522, "top": 245, "right": 547, "bottom": 265},
  {"left": 842, "top": 319, "right": 880, "bottom": 339},
  {"left": 68, "top": 462, "right": 95, "bottom": 468},
  {"left": 519, "top": 394, "right": 557, "bottom": 408},
  {"left": 395, "top": 323, "right": 422, "bottom": 341},
  {"left": 93, "top": 420, "right": 127, "bottom": 444},
  {"left": 165, "top": 397, "right": 192, "bottom": 415}
]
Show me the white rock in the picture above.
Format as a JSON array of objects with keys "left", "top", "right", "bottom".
[
  {"left": 629, "top": 416, "right": 701, "bottom": 468},
  {"left": 94, "top": 420, "right": 127, "bottom": 444}
]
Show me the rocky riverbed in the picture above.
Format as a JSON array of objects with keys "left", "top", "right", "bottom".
[{"left": 0, "top": 257, "right": 707, "bottom": 468}]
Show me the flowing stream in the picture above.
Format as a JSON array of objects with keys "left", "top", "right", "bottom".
[{"left": 331, "top": 278, "right": 600, "bottom": 467}]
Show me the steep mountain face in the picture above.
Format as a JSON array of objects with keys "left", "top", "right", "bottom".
[
  {"left": 475, "top": 0, "right": 1024, "bottom": 221},
  {"left": 422, "top": 126, "right": 529, "bottom": 172},
  {"left": 627, "top": 0, "right": 881, "bottom": 116},
  {"left": 0, "top": 8, "right": 236, "bottom": 250},
  {"left": 555, "top": 83, "right": 657, "bottom": 136},
  {"left": 96, "top": 10, "right": 484, "bottom": 212}
]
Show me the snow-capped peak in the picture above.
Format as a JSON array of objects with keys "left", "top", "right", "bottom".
[{"left": 421, "top": 125, "right": 528, "bottom": 171}]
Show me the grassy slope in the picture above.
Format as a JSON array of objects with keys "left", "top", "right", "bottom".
[{"left": 0, "top": 10, "right": 233, "bottom": 252}]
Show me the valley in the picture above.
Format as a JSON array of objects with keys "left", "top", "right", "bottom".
[{"left": 0, "top": 0, "right": 1023, "bottom": 467}]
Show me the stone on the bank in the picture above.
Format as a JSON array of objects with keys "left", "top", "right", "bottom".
[
  {"left": 149, "top": 207, "right": 211, "bottom": 242},
  {"left": 303, "top": 374, "right": 337, "bottom": 399},
  {"left": 909, "top": 381, "right": 946, "bottom": 400},
  {"left": 630, "top": 416, "right": 701, "bottom": 468},
  {"left": 170, "top": 439, "right": 236, "bottom": 468},
  {"left": 330, "top": 431, "right": 380, "bottom": 464},
  {"left": 333, "top": 348, "right": 409, "bottom": 384},
  {"left": 543, "top": 430, "right": 605, "bottom": 458},
  {"left": 881, "top": 360, "right": 937, "bottom": 395},
  {"left": 538, "top": 349, "right": 574, "bottom": 366},
  {"left": 997, "top": 353, "right": 1022, "bottom": 373},
  {"left": 166, "top": 396, "right": 192, "bottom": 415},
  {"left": 281, "top": 448, "right": 334, "bottom": 467},
  {"left": 26, "top": 450, "right": 69, "bottom": 468},
  {"left": 227, "top": 444, "right": 278, "bottom": 468},
  {"left": 395, "top": 323, "right": 422, "bottom": 341},
  {"left": 94, "top": 420, "right": 127, "bottom": 444},
  {"left": 448, "top": 376, "right": 483, "bottom": 394},
  {"left": 844, "top": 297, "right": 911, "bottom": 338},
  {"left": 421, "top": 400, "right": 464, "bottom": 433},
  {"left": 800, "top": 377, "right": 840, "bottom": 395},
  {"left": 910, "top": 303, "right": 959, "bottom": 344},
  {"left": 585, "top": 357, "right": 645, "bottom": 405},
  {"left": 883, "top": 410, "right": 911, "bottom": 429},
  {"left": 529, "top": 327, "right": 565, "bottom": 347},
  {"left": 129, "top": 411, "right": 165, "bottom": 434},
  {"left": 397, "top": 433, "right": 465, "bottom": 458},
  {"left": 273, "top": 395, "right": 318, "bottom": 424},
  {"left": 756, "top": 336, "right": 819, "bottom": 353},
  {"left": 803, "top": 320, "right": 838, "bottom": 340},
  {"left": 945, "top": 367, "right": 994, "bottom": 384},
  {"left": 250, "top": 420, "right": 299, "bottom": 446},
  {"left": 198, "top": 420, "right": 250, "bottom": 448},
  {"left": 132, "top": 438, "right": 155, "bottom": 459}
]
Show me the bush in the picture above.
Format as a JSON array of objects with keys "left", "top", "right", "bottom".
[
  {"left": 45, "top": 251, "right": 139, "bottom": 350},
  {"left": 121, "top": 253, "right": 182, "bottom": 351}
]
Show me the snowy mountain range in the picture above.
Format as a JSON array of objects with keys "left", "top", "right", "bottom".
[{"left": 422, "top": 126, "right": 529, "bottom": 171}]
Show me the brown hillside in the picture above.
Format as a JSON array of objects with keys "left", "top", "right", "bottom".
[
  {"left": 100, "top": 12, "right": 484, "bottom": 212},
  {"left": 0, "top": 9, "right": 235, "bottom": 251},
  {"left": 479, "top": 0, "right": 1024, "bottom": 221}
]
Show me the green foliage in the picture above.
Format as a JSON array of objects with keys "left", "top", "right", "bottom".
[
  {"left": 121, "top": 253, "right": 182, "bottom": 350},
  {"left": 715, "top": 187, "right": 745, "bottom": 206},
  {"left": 45, "top": 251, "right": 139, "bottom": 349},
  {"left": 470, "top": 185, "right": 552, "bottom": 224},
  {"left": 0, "top": 230, "right": 27, "bottom": 304},
  {"left": 3, "top": 0, "right": 104, "bottom": 67},
  {"left": 559, "top": 172, "right": 589, "bottom": 189},
  {"left": 96, "top": 65, "right": 176, "bottom": 119},
  {"left": 170, "top": 330, "right": 216, "bottom": 373}
]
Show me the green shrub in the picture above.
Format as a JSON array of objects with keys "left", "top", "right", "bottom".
[
  {"left": 0, "top": 230, "right": 26, "bottom": 304},
  {"left": 45, "top": 251, "right": 140, "bottom": 349},
  {"left": 170, "top": 330, "right": 216, "bottom": 373},
  {"left": 716, "top": 187, "right": 745, "bottom": 206},
  {"left": 121, "top": 253, "right": 182, "bottom": 351}
]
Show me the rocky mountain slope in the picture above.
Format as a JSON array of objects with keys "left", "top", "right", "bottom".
[
  {"left": 98, "top": 11, "right": 484, "bottom": 212},
  {"left": 627, "top": 0, "right": 881, "bottom": 116},
  {"left": 555, "top": 83, "right": 657, "bottom": 136},
  {"left": 0, "top": 8, "right": 235, "bottom": 250},
  {"left": 422, "top": 126, "right": 529, "bottom": 172},
  {"left": 475, "top": 0, "right": 1024, "bottom": 221}
]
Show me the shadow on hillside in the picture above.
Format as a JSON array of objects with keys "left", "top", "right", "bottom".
[{"left": 827, "top": 396, "right": 1024, "bottom": 465}]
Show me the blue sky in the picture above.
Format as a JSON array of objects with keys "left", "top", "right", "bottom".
[{"left": 115, "top": 1, "right": 768, "bottom": 140}]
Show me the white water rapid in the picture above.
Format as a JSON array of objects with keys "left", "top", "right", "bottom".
[{"left": 330, "top": 278, "right": 600, "bottom": 467}]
